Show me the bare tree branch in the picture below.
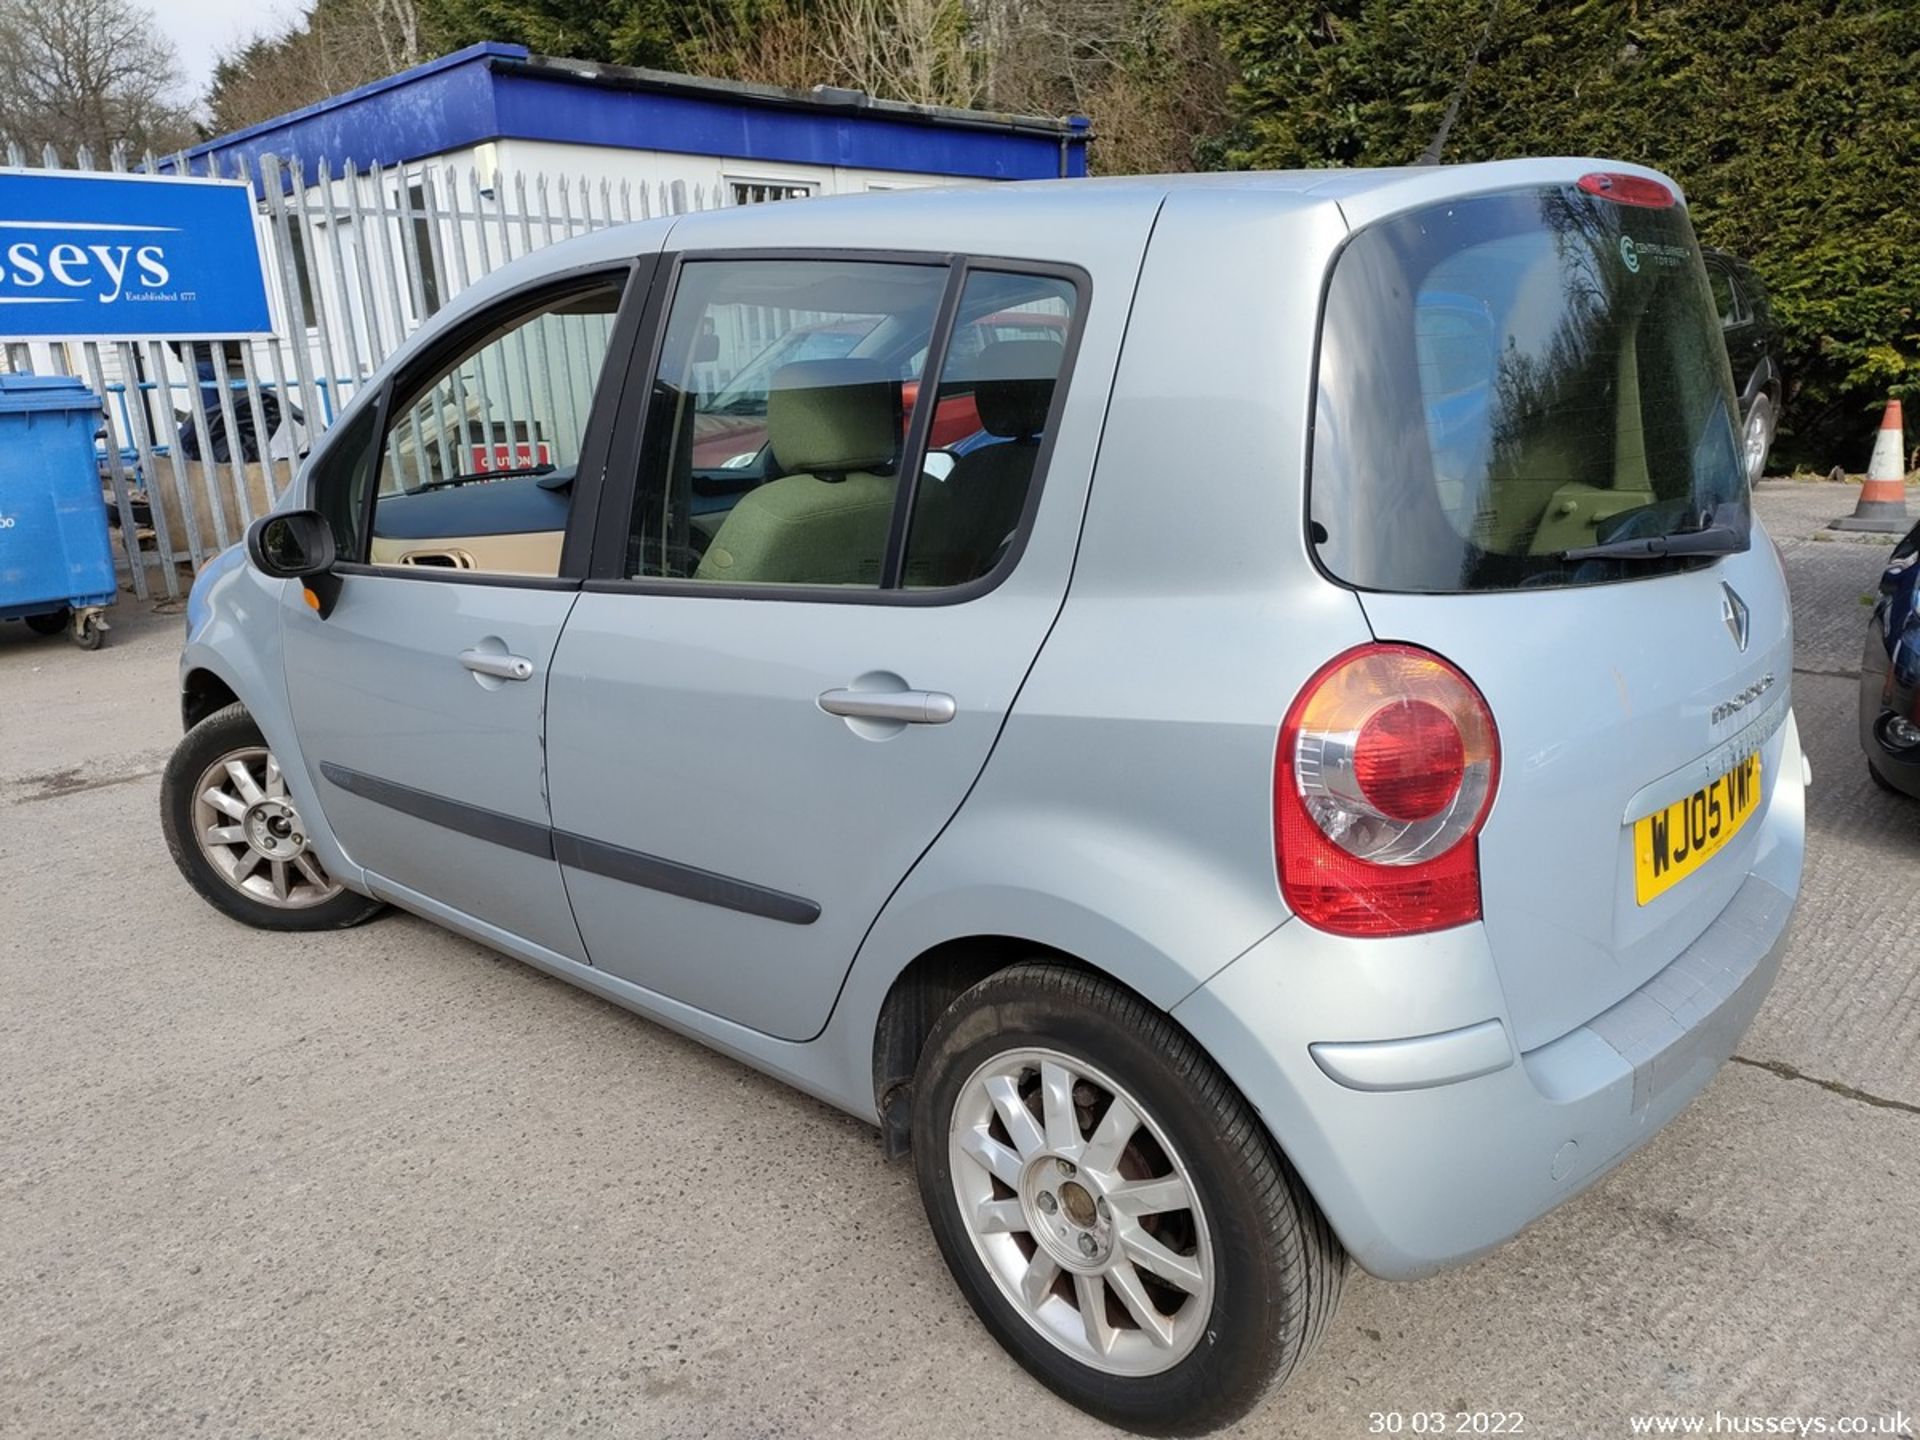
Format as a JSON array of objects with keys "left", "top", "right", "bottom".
[
  {"left": 1418, "top": 0, "right": 1502, "bottom": 166},
  {"left": 686, "top": 0, "right": 1229, "bottom": 172},
  {"left": 0, "top": 0, "right": 194, "bottom": 157},
  {"left": 207, "top": 0, "right": 434, "bottom": 135}
]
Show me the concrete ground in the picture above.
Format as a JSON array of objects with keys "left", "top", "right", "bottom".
[{"left": 2, "top": 480, "right": 1916, "bottom": 1440}]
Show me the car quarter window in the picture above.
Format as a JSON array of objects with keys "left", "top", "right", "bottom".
[
  {"left": 620, "top": 257, "right": 1079, "bottom": 594},
  {"left": 1707, "top": 264, "right": 1747, "bottom": 328},
  {"left": 321, "top": 274, "right": 626, "bottom": 578},
  {"left": 1707, "top": 265, "right": 1734, "bottom": 326},
  {"left": 902, "top": 271, "right": 1076, "bottom": 588}
]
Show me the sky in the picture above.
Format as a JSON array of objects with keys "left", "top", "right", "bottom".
[{"left": 150, "top": 0, "right": 303, "bottom": 108}]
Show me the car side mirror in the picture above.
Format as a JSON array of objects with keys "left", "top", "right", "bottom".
[
  {"left": 247, "top": 509, "right": 335, "bottom": 577},
  {"left": 246, "top": 510, "right": 342, "bottom": 616}
]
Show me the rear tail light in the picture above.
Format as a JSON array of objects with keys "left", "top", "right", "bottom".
[
  {"left": 1577, "top": 171, "right": 1675, "bottom": 208},
  {"left": 1275, "top": 644, "right": 1500, "bottom": 937}
]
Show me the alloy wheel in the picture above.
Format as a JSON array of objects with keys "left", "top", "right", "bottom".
[
  {"left": 947, "top": 1047, "right": 1214, "bottom": 1376},
  {"left": 190, "top": 746, "right": 342, "bottom": 909}
]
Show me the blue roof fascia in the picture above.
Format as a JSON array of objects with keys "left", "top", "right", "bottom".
[
  {"left": 163, "top": 40, "right": 1091, "bottom": 190},
  {"left": 487, "top": 62, "right": 1080, "bottom": 180},
  {"left": 164, "top": 43, "right": 519, "bottom": 191}
]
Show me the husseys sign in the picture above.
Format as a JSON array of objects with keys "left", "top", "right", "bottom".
[{"left": 0, "top": 171, "right": 271, "bottom": 339}]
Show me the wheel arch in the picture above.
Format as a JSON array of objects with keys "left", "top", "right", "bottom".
[
  {"left": 182, "top": 666, "right": 241, "bottom": 732},
  {"left": 175, "top": 640, "right": 363, "bottom": 892},
  {"left": 847, "top": 822, "right": 1290, "bottom": 1158},
  {"left": 867, "top": 933, "right": 1254, "bottom": 1164},
  {"left": 853, "top": 921, "right": 1357, "bottom": 1281},
  {"left": 871, "top": 936, "right": 1086, "bottom": 1157}
]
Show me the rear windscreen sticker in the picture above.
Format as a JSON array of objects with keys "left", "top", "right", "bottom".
[{"left": 1621, "top": 235, "right": 1688, "bottom": 272}]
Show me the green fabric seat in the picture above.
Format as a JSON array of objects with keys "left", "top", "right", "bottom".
[{"left": 696, "top": 359, "right": 901, "bottom": 586}]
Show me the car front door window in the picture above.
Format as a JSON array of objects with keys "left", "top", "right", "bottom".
[{"left": 336, "top": 277, "right": 624, "bottom": 578}]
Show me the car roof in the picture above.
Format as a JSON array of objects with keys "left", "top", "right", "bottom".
[
  {"left": 338, "top": 156, "right": 1682, "bottom": 439},
  {"left": 478, "top": 156, "right": 1685, "bottom": 288}
]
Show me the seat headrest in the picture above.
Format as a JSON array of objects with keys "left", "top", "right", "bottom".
[
  {"left": 972, "top": 340, "right": 1062, "bottom": 440},
  {"left": 767, "top": 359, "right": 899, "bottom": 475}
]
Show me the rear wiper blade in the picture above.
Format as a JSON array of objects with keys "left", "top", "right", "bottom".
[{"left": 1559, "top": 523, "right": 1746, "bottom": 562}]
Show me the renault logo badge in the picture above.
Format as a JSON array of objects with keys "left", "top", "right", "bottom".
[{"left": 1721, "top": 582, "right": 1750, "bottom": 652}]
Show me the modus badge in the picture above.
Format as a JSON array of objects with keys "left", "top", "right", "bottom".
[{"left": 1712, "top": 671, "right": 1775, "bottom": 728}]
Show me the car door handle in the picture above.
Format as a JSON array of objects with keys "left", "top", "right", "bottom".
[
  {"left": 459, "top": 648, "right": 535, "bottom": 682},
  {"left": 818, "top": 688, "right": 957, "bottom": 725}
]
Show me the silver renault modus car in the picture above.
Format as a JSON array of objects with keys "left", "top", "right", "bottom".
[{"left": 161, "top": 160, "right": 1806, "bottom": 1434}]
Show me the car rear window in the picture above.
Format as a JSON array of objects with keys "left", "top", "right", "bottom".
[{"left": 1310, "top": 184, "right": 1748, "bottom": 592}]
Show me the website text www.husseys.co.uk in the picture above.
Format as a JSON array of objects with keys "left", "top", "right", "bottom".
[{"left": 1628, "top": 1412, "right": 1913, "bottom": 1437}]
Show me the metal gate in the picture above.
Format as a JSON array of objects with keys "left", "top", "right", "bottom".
[{"left": 0, "top": 143, "right": 735, "bottom": 601}]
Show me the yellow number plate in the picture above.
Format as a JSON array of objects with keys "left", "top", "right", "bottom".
[{"left": 1633, "top": 753, "right": 1763, "bottom": 905}]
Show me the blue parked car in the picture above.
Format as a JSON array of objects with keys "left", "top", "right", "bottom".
[{"left": 1861, "top": 519, "right": 1920, "bottom": 796}]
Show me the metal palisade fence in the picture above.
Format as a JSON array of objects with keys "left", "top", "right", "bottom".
[{"left": 0, "top": 144, "right": 736, "bottom": 601}]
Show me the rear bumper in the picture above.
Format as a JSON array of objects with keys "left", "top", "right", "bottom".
[{"left": 1172, "top": 710, "right": 1806, "bottom": 1280}]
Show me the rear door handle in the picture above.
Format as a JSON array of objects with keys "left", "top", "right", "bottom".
[
  {"left": 818, "top": 688, "right": 956, "bottom": 725},
  {"left": 459, "top": 648, "right": 535, "bottom": 682}
]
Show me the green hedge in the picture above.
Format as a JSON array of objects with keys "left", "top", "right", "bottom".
[{"left": 1193, "top": 0, "right": 1920, "bottom": 468}]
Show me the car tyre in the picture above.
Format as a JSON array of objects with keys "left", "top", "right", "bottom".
[
  {"left": 911, "top": 962, "right": 1344, "bottom": 1436},
  {"left": 1868, "top": 757, "right": 1904, "bottom": 796},
  {"left": 160, "top": 702, "right": 385, "bottom": 931}
]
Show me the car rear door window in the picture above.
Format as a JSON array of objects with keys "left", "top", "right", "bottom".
[
  {"left": 621, "top": 258, "right": 1082, "bottom": 595},
  {"left": 624, "top": 258, "right": 948, "bottom": 587}
]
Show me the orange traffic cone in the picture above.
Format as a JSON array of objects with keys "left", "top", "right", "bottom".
[{"left": 1830, "top": 398, "right": 1911, "bottom": 532}]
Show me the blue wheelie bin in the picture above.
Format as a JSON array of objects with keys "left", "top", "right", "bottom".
[{"left": 0, "top": 374, "right": 115, "bottom": 649}]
